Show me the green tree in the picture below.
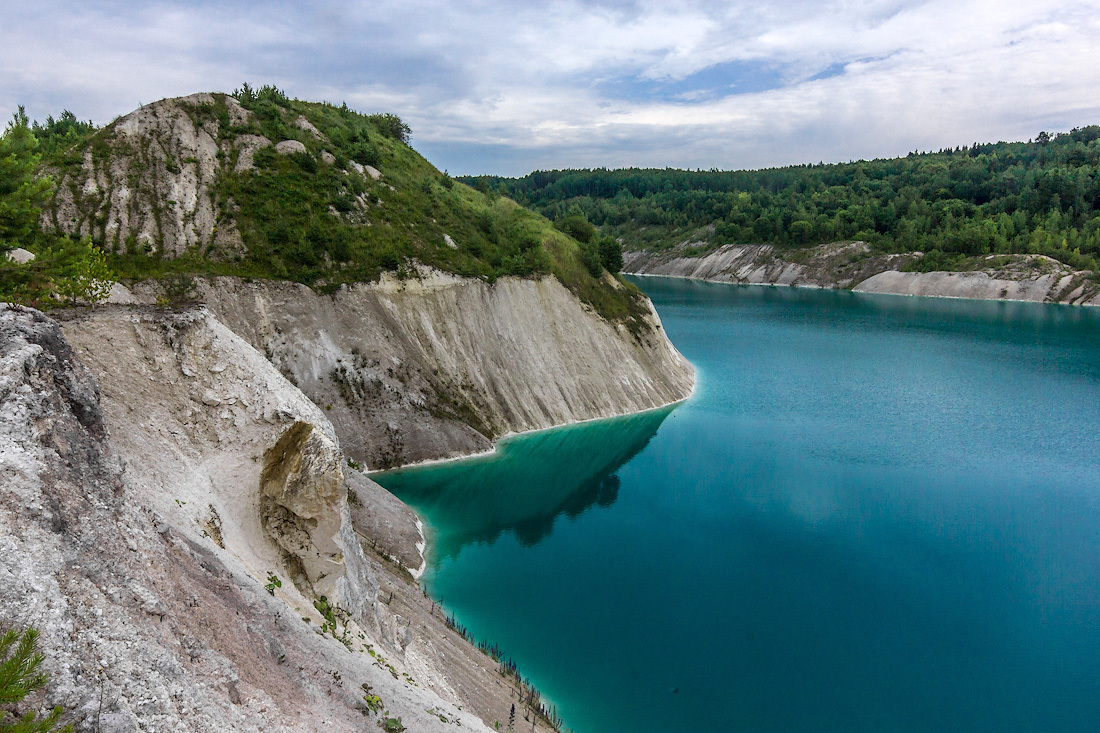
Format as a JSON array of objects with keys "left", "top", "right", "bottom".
[
  {"left": 0, "top": 108, "right": 53, "bottom": 253},
  {"left": 579, "top": 239, "right": 602, "bottom": 277},
  {"left": 52, "top": 239, "right": 116, "bottom": 306},
  {"left": 31, "top": 111, "right": 96, "bottom": 158},
  {"left": 0, "top": 627, "right": 72, "bottom": 733},
  {"left": 597, "top": 234, "right": 623, "bottom": 273},
  {"left": 367, "top": 113, "right": 411, "bottom": 144}
]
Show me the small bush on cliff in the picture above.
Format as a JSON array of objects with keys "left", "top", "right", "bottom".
[
  {"left": 51, "top": 238, "right": 116, "bottom": 305},
  {"left": 0, "top": 627, "right": 72, "bottom": 733},
  {"left": 380, "top": 716, "right": 405, "bottom": 733}
]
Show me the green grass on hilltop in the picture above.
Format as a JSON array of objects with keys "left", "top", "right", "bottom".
[{"left": 5, "top": 88, "right": 645, "bottom": 327}]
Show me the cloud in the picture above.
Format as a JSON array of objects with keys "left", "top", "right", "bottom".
[{"left": 2, "top": 0, "right": 1098, "bottom": 175}]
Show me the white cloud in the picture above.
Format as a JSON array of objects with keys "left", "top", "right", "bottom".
[{"left": 2, "top": 0, "right": 1098, "bottom": 175}]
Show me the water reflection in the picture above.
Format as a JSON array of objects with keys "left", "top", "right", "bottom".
[{"left": 374, "top": 405, "right": 676, "bottom": 560}]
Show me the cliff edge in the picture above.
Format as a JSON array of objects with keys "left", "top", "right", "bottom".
[{"left": 133, "top": 270, "right": 693, "bottom": 469}]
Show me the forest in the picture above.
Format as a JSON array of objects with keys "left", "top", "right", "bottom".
[{"left": 463, "top": 127, "right": 1100, "bottom": 273}]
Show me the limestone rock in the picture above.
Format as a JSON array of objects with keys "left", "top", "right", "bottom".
[
  {"left": 625, "top": 243, "right": 1100, "bottom": 305},
  {"left": 2, "top": 304, "right": 493, "bottom": 732},
  {"left": 294, "top": 115, "right": 324, "bottom": 139},
  {"left": 273, "top": 139, "right": 308, "bottom": 156},
  {"left": 6, "top": 247, "right": 35, "bottom": 263},
  {"left": 259, "top": 421, "right": 353, "bottom": 602},
  {"left": 348, "top": 160, "right": 381, "bottom": 179},
  {"left": 233, "top": 134, "right": 272, "bottom": 172},
  {"left": 106, "top": 282, "right": 138, "bottom": 304},
  {"left": 44, "top": 95, "right": 232, "bottom": 258}
]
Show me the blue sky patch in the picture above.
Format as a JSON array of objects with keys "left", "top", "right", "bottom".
[{"left": 596, "top": 59, "right": 788, "bottom": 103}]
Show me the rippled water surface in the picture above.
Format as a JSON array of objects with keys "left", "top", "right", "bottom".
[{"left": 375, "top": 278, "right": 1100, "bottom": 733}]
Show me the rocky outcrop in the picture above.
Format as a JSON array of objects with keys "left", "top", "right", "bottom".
[
  {"left": 123, "top": 269, "right": 694, "bottom": 469},
  {"left": 1, "top": 304, "right": 502, "bottom": 732},
  {"left": 44, "top": 93, "right": 255, "bottom": 259},
  {"left": 258, "top": 420, "right": 375, "bottom": 612},
  {"left": 625, "top": 242, "right": 1100, "bottom": 305},
  {"left": 625, "top": 241, "right": 914, "bottom": 289},
  {"left": 853, "top": 261, "right": 1100, "bottom": 304},
  {"left": 57, "top": 307, "right": 378, "bottom": 617}
]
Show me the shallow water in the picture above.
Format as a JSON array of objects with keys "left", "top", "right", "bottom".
[{"left": 375, "top": 279, "right": 1100, "bottom": 733}]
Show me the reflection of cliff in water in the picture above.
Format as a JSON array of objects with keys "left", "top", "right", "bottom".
[{"left": 375, "top": 405, "right": 676, "bottom": 560}]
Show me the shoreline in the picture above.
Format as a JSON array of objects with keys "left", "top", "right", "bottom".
[
  {"left": 623, "top": 269, "right": 1100, "bottom": 308},
  {"left": 411, "top": 517, "right": 427, "bottom": 580},
  {"left": 368, "top": 382, "right": 697, "bottom": 475}
]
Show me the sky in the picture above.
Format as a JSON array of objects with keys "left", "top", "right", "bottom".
[{"left": 2, "top": 0, "right": 1100, "bottom": 176}]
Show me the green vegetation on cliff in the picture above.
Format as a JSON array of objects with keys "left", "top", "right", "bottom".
[
  {"left": 464, "top": 128, "right": 1100, "bottom": 273},
  {"left": 2, "top": 88, "right": 643, "bottom": 328},
  {"left": 0, "top": 110, "right": 115, "bottom": 307},
  {"left": 0, "top": 627, "right": 72, "bottom": 732}
]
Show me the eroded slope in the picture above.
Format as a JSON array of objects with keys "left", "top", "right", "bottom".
[
  {"left": 1, "top": 304, "right": 570, "bottom": 732},
  {"left": 121, "top": 270, "right": 694, "bottom": 469}
]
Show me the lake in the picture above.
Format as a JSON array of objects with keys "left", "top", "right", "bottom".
[{"left": 374, "top": 277, "right": 1100, "bottom": 733}]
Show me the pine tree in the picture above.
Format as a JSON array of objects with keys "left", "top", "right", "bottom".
[
  {"left": 0, "top": 108, "right": 54, "bottom": 253},
  {"left": 0, "top": 628, "right": 72, "bottom": 733}
]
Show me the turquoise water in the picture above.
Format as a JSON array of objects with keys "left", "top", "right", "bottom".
[{"left": 375, "top": 278, "right": 1100, "bottom": 733}]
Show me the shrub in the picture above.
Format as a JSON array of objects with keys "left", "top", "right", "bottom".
[
  {"left": 380, "top": 717, "right": 405, "bottom": 733},
  {"left": 597, "top": 234, "right": 623, "bottom": 273},
  {"left": 366, "top": 114, "right": 411, "bottom": 144},
  {"left": 348, "top": 142, "right": 380, "bottom": 167},
  {"left": 579, "top": 239, "right": 601, "bottom": 277},
  {"left": 556, "top": 214, "right": 596, "bottom": 244},
  {"left": 52, "top": 239, "right": 116, "bottom": 305}
]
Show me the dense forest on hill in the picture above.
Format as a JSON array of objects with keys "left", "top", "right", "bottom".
[{"left": 463, "top": 127, "right": 1100, "bottom": 273}]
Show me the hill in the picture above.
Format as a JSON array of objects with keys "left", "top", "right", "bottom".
[
  {"left": 4, "top": 88, "right": 645, "bottom": 326},
  {"left": 463, "top": 128, "right": 1100, "bottom": 275}
]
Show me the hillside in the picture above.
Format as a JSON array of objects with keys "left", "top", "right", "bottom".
[
  {"left": 465, "top": 127, "right": 1100, "bottom": 278},
  {"left": 18, "top": 88, "right": 647, "bottom": 326}
]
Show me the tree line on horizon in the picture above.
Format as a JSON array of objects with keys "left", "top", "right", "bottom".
[{"left": 462, "top": 126, "right": 1100, "bottom": 273}]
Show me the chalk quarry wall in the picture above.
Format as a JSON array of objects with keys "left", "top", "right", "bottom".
[
  {"left": 124, "top": 271, "right": 695, "bottom": 469},
  {"left": 2, "top": 305, "right": 505, "bottom": 732},
  {"left": 624, "top": 242, "right": 1100, "bottom": 305}
]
